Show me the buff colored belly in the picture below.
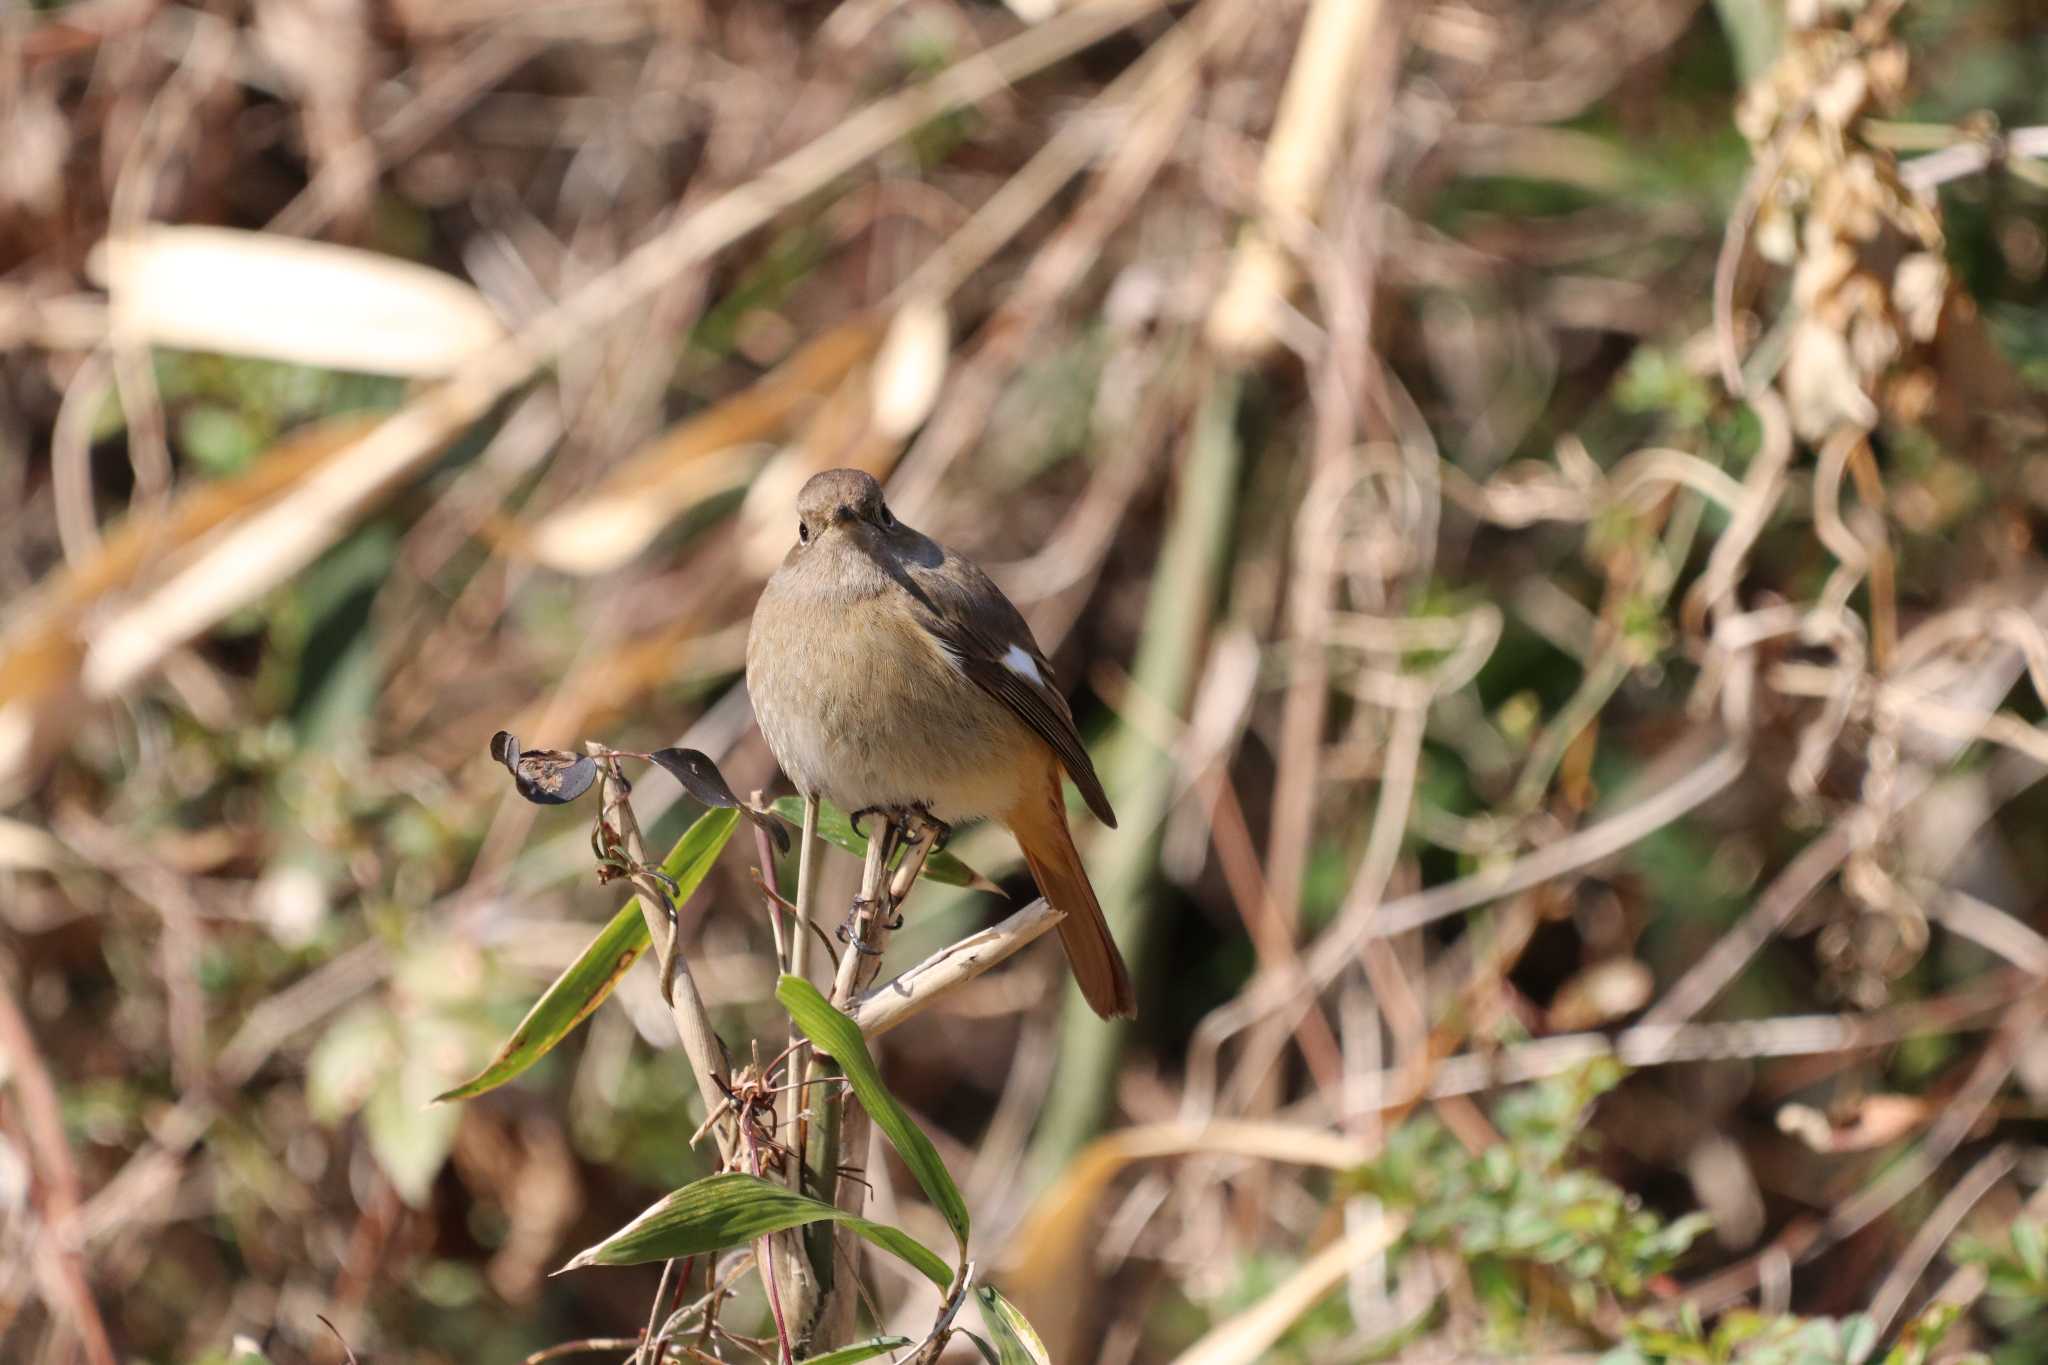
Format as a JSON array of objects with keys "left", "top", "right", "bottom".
[{"left": 747, "top": 591, "right": 1034, "bottom": 823}]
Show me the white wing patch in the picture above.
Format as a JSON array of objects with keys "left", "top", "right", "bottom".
[{"left": 1000, "top": 643, "right": 1044, "bottom": 686}]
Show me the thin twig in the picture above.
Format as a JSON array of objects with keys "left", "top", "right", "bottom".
[
  {"left": 1713, "top": 98, "right": 1811, "bottom": 396},
  {"left": 0, "top": 963, "right": 117, "bottom": 1365},
  {"left": 1866, "top": 1143, "right": 2016, "bottom": 1337},
  {"left": 1823, "top": 987, "right": 2047, "bottom": 1243},
  {"left": 523, "top": 1339, "right": 642, "bottom": 1364},
  {"left": 639, "top": 1259, "right": 681, "bottom": 1365},
  {"left": 1344, "top": 973, "right": 2029, "bottom": 1111}
]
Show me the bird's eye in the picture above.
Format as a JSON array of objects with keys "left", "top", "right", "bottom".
[{"left": 797, "top": 522, "right": 810, "bottom": 544}]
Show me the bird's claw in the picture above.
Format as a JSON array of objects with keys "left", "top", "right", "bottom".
[
  {"left": 835, "top": 921, "right": 884, "bottom": 956},
  {"left": 892, "top": 806, "right": 951, "bottom": 852},
  {"left": 836, "top": 897, "right": 887, "bottom": 955},
  {"left": 848, "top": 806, "right": 888, "bottom": 841}
]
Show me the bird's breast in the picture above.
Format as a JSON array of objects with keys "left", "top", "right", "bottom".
[{"left": 747, "top": 582, "right": 1032, "bottom": 821}]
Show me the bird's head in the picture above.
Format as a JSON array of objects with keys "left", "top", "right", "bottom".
[{"left": 792, "top": 468, "right": 901, "bottom": 551}]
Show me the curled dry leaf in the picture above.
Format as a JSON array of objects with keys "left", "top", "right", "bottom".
[
  {"left": 488, "top": 730, "right": 597, "bottom": 806},
  {"left": 1547, "top": 957, "right": 1655, "bottom": 1031},
  {"left": 1892, "top": 252, "right": 1948, "bottom": 343},
  {"left": 1785, "top": 319, "right": 1879, "bottom": 441},
  {"left": 647, "top": 746, "right": 790, "bottom": 854},
  {"left": 97, "top": 225, "right": 504, "bottom": 376},
  {"left": 1776, "top": 1093, "right": 1932, "bottom": 1153}
]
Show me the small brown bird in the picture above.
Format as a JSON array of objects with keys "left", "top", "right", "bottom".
[{"left": 746, "top": 468, "right": 1135, "bottom": 1018}]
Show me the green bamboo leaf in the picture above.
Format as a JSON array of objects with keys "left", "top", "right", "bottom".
[
  {"left": 770, "top": 796, "right": 998, "bottom": 891},
  {"left": 560, "top": 1172, "right": 951, "bottom": 1288},
  {"left": 777, "top": 975, "right": 969, "bottom": 1250},
  {"left": 436, "top": 807, "right": 741, "bottom": 1101},
  {"left": 794, "top": 1337, "right": 914, "bottom": 1365},
  {"left": 976, "top": 1287, "right": 1050, "bottom": 1365},
  {"left": 2013, "top": 1219, "right": 2048, "bottom": 1284}
]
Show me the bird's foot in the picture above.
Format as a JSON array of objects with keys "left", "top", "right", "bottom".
[
  {"left": 834, "top": 920, "right": 884, "bottom": 955},
  {"left": 848, "top": 805, "right": 890, "bottom": 841},
  {"left": 836, "top": 899, "right": 886, "bottom": 955},
  {"left": 904, "top": 807, "right": 952, "bottom": 852}
]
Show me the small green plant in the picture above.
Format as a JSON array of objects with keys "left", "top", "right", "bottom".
[
  {"left": 1952, "top": 1218, "right": 2048, "bottom": 1343},
  {"left": 1353, "top": 1059, "right": 1712, "bottom": 1332},
  {"left": 1605, "top": 1302, "right": 1973, "bottom": 1365}
]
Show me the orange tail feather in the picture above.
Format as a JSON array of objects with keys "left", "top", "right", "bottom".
[{"left": 1007, "top": 768, "right": 1135, "bottom": 1019}]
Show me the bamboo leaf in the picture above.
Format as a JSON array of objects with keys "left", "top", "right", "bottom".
[
  {"left": 436, "top": 807, "right": 741, "bottom": 1101},
  {"left": 777, "top": 975, "right": 970, "bottom": 1251},
  {"left": 795, "top": 1336, "right": 914, "bottom": 1365},
  {"left": 102, "top": 225, "right": 505, "bottom": 376},
  {"left": 561, "top": 1172, "right": 951, "bottom": 1288},
  {"left": 770, "top": 796, "right": 997, "bottom": 890},
  {"left": 977, "top": 1287, "right": 1051, "bottom": 1365}
]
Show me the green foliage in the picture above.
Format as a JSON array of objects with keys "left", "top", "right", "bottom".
[
  {"left": 685, "top": 223, "right": 829, "bottom": 362},
  {"left": 153, "top": 350, "right": 402, "bottom": 475},
  {"left": 982, "top": 328, "right": 1106, "bottom": 476},
  {"left": 1353, "top": 1061, "right": 1712, "bottom": 1326},
  {"left": 1616, "top": 346, "right": 1716, "bottom": 431},
  {"left": 305, "top": 934, "right": 497, "bottom": 1206},
  {"left": 795, "top": 1337, "right": 916, "bottom": 1365},
  {"left": 1953, "top": 1218, "right": 2048, "bottom": 1340},
  {"left": 562, "top": 1171, "right": 953, "bottom": 1287},
  {"left": 977, "top": 1286, "right": 1053, "bottom": 1365},
  {"left": 1606, "top": 1303, "right": 1973, "bottom": 1365},
  {"left": 436, "top": 807, "right": 742, "bottom": 1100},
  {"left": 567, "top": 985, "right": 1062, "bottom": 1356},
  {"left": 777, "top": 975, "right": 970, "bottom": 1250}
]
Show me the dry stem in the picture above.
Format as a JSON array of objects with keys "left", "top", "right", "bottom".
[
  {"left": 846, "top": 898, "right": 1065, "bottom": 1038},
  {"left": 590, "top": 747, "right": 734, "bottom": 1166}
]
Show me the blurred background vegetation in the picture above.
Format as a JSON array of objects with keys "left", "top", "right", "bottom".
[{"left": 6, "top": 0, "right": 2048, "bottom": 1360}]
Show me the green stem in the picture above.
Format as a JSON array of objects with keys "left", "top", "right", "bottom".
[{"left": 1026, "top": 369, "right": 1244, "bottom": 1178}]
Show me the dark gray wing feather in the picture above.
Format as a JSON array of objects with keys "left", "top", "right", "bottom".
[{"left": 903, "top": 545, "right": 1118, "bottom": 828}]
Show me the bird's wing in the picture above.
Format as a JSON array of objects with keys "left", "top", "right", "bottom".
[{"left": 907, "top": 551, "right": 1118, "bottom": 829}]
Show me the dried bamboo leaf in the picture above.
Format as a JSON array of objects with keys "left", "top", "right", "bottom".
[{"left": 98, "top": 226, "right": 504, "bottom": 376}]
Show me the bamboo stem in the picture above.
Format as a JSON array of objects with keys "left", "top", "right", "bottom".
[
  {"left": 807, "top": 814, "right": 940, "bottom": 1345},
  {"left": 783, "top": 794, "right": 824, "bottom": 1189},
  {"left": 847, "top": 897, "right": 1064, "bottom": 1038},
  {"left": 592, "top": 747, "right": 734, "bottom": 1166}
]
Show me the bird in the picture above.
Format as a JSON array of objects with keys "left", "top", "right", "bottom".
[{"left": 745, "top": 467, "right": 1135, "bottom": 1018}]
